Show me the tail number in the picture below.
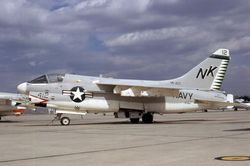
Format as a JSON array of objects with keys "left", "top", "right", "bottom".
[{"left": 196, "top": 66, "right": 217, "bottom": 79}]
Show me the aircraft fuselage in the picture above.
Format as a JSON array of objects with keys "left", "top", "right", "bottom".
[{"left": 22, "top": 74, "right": 227, "bottom": 114}]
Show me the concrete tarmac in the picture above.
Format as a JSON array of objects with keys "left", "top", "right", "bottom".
[{"left": 1, "top": 110, "right": 250, "bottom": 166}]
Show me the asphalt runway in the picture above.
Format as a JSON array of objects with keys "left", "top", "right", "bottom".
[{"left": 1, "top": 110, "right": 250, "bottom": 166}]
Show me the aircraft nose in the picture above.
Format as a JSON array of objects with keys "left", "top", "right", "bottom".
[{"left": 17, "top": 82, "right": 27, "bottom": 94}]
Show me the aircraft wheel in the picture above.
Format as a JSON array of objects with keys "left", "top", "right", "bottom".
[
  {"left": 142, "top": 113, "right": 153, "bottom": 123},
  {"left": 60, "top": 117, "right": 70, "bottom": 126},
  {"left": 130, "top": 118, "right": 140, "bottom": 124}
]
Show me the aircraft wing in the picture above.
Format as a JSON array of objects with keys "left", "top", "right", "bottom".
[
  {"left": 195, "top": 99, "right": 250, "bottom": 109},
  {"left": 94, "top": 79, "right": 180, "bottom": 97}
]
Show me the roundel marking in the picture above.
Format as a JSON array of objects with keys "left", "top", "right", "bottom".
[{"left": 70, "top": 86, "right": 85, "bottom": 103}]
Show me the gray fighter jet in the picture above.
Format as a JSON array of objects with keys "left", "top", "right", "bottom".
[{"left": 17, "top": 49, "right": 247, "bottom": 125}]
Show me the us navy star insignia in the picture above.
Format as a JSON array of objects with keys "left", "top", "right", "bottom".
[
  {"left": 62, "top": 86, "right": 93, "bottom": 103},
  {"left": 72, "top": 87, "right": 84, "bottom": 101}
]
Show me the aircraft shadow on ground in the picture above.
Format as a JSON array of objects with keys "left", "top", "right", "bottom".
[
  {"left": 24, "top": 119, "right": 218, "bottom": 127},
  {"left": 224, "top": 128, "right": 250, "bottom": 132},
  {"left": 3, "top": 118, "right": 248, "bottom": 126},
  {"left": 154, "top": 119, "right": 216, "bottom": 124},
  {"left": 0, "top": 120, "right": 22, "bottom": 123}
]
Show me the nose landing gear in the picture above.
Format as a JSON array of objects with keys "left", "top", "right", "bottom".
[
  {"left": 60, "top": 117, "right": 70, "bottom": 126},
  {"left": 50, "top": 113, "right": 71, "bottom": 126}
]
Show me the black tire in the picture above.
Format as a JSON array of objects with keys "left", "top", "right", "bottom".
[
  {"left": 130, "top": 118, "right": 140, "bottom": 124},
  {"left": 142, "top": 113, "right": 153, "bottom": 123},
  {"left": 60, "top": 117, "right": 70, "bottom": 126}
]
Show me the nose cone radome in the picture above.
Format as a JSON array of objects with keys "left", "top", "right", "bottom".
[{"left": 17, "top": 82, "right": 27, "bottom": 94}]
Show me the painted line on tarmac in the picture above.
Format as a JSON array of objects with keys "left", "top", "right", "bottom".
[
  {"left": 0, "top": 137, "right": 204, "bottom": 163},
  {"left": 215, "top": 156, "right": 250, "bottom": 161}
]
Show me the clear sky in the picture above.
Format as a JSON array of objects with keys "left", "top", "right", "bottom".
[{"left": 0, "top": 0, "right": 249, "bottom": 95}]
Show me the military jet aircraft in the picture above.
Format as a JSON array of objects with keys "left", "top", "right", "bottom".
[
  {"left": 0, "top": 92, "right": 28, "bottom": 120},
  {"left": 234, "top": 99, "right": 250, "bottom": 111},
  {"left": 17, "top": 48, "right": 246, "bottom": 125}
]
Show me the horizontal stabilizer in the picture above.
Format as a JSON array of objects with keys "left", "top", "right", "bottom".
[{"left": 195, "top": 99, "right": 249, "bottom": 109}]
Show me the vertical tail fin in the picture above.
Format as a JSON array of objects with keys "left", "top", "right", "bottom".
[{"left": 171, "top": 49, "right": 230, "bottom": 90}]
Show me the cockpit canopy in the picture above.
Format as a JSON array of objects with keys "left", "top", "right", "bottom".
[{"left": 28, "top": 74, "right": 65, "bottom": 84}]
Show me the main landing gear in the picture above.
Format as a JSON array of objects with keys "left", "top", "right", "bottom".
[
  {"left": 130, "top": 118, "right": 140, "bottom": 124},
  {"left": 129, "top": 112, "right": 154, "bottom": 124},
  {"left": 142, "top": 112, "right": 153, "bottom": 123}
]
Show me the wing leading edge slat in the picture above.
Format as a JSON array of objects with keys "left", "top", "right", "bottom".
[{"left": 94, "top": 79, "right": 180, "bottom": 97}]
